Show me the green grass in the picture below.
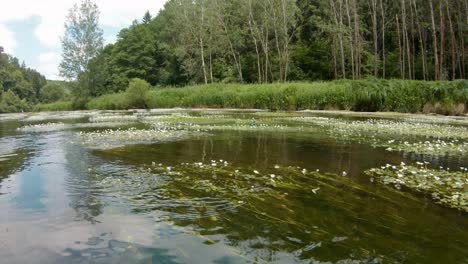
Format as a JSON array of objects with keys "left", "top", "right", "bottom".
[
  {"left": 147, "top": 79, "right": 468, "bottom": 114},
  {"left": 33, "top": 101, "right": 73, "bottom": 112},
  {"left": 44, "top": 79, "right": 468, "bottom": 115},
  {"left": 86, "top": 92, "right": 129, "bottom": 110}
]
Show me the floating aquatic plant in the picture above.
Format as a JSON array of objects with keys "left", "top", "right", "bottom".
[
  {"left": 17, "top": 122, "right": 134, "bottom": 133},
  {"left": 365, "top": 163, "right": 468, "bottom": 212},
  {"left": 76, "top": 127, "right": 199, "bottom": 149},
  {"left": 17, "top": 122, "right": 69, "bottom": 132},
  {"left": 22, "top": 111, "right": 97, "bottom": 122},
  {"left": 289, "top": 117, "right": 468, "bottom": 140},
  {"left": 90, "top": 114, "right": 140, "bottom": 123},
  {"left": 0, "top": 113, "right": 29, "bottom": 121},
  {"left": 380, "top": 139, "right": 468, "bottom": 155},
  {"left": 287, "top": 117, "right": 468, "bottom": 156}
]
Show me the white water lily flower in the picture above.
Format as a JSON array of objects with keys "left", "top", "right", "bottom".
[
  {"left": 253, "top": 170, "right": 259, "bottom": 174},
  {"left": 274, "top": 165, "right": 280, "bottom": 169},
  {"left": 342, "top": 171, "right": 348, "bottom": 177}
]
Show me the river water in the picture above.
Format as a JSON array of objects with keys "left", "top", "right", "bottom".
[{"left": 0, "top": 110, "right": 466, "bottom": 263}]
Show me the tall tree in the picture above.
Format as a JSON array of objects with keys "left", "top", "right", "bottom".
[
  {"left": 143, "top": 11, "right": 152, "bottom": 24},
  {"left": 59, "top": 0, "right": 104, "bottom": 85}
]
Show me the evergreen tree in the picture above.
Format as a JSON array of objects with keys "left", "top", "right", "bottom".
[{"left": 143, "top": 11, "right": 152, "bottom": 24}]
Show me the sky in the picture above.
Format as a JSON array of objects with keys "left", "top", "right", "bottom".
[{"left": 0, "top": 0, "right": 168, "bottom": 80}]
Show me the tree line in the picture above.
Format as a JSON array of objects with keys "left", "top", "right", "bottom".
[
  {"left": 0, "top": 47, "right": 48, "bottom": 112},
  {"left": 73, "top": 0, "right": 467, "bottom": 97}
]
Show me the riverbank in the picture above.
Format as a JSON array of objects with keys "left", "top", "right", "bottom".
[{"left": 34, "top": 79, "right": 467, "bottom": 115}]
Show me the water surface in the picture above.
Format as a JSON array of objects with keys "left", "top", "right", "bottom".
[{"left": 0, "top": 110, "right": 467, "bottom": 263}]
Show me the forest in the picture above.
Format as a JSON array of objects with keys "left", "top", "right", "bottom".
[
  {"left": 0, "top": 47, "right": 47, "bottom": 112},
  {"left": 85, "top": 0, "right": 467, "bottom": 95}
]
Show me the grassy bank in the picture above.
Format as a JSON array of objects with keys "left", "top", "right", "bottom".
[
  {"left": 33, "top": 101, "right": 73, "bottom": 112},
  {"left": 44, "top": 79, "right": 468, "bottom": 115}
]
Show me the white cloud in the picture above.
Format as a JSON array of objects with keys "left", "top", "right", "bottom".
[
  {"left": 36, "top": 52, "right": 62, "bottom": 80},
  {"left": 0, "top": 24, "right": 16, "bottom": 53},
  {"left": 0, "top": 0, "right": 167, "bottom": 79},
  {"left": 0, "top": 0, "right": 166, "bottom": 47},
  {"left": 35, "top": 21, "right": 65, "bottom": 48},
  {"left": 104, "top": 34, "right": 117, "bottom": 45}
]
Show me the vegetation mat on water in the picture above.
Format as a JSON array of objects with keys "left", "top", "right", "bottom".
[
  {"left": 288, "top": 117, "right": 468, "bottom": 156},
  {"left": 17, "top": 122, "right": 136, "bottom": 133},
  {"left": 365, "top": 163, "right": 468, "bottom": 212},
  {"left": 76, "top": 127, "right": 201, "bottom": 149}
]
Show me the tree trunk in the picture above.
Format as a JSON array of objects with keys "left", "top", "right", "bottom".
[
  {"left": 396, "top": 14, "right": 404, "bottom": 79},
  {"left": 330, "top": 0, "right": 346, "bottom": 78},
  {"left": 248, "top": 0, "right": 262, "bottom": 83},
  {"left": 445, "top": 0, "right": 456, "bottom": 80},
  {"left": 344, "top": 0, "right": 355, "bottom": 79},
  {"left": 402, "top": 0, "right": 412, "bottom": 79},
  {"left": 439, "top": 1, "right": 445, "bottom": 80},
  {"left": 352, "top": 0, "right": 360, "bottom": 79},
  {"left": 369, "top": 0, "right": 378, "bottom": 77},
  {"left": 412, "top": 0, "right": 427, "bottom": 80},
  {"left": 429, "top": 0, "right": 440, "bottom": 80},
  {"left": 379, "top": 0, "right": 386, "bottom": 78}
]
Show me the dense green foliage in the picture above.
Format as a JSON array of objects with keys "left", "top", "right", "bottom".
[
  {"left": 60, "top": 0, "right": 104, "bottom": 101},
  {"left": 87, "top": 78, "right": 152, "bottom": 110},
  {"left": 40, "top": 82, "right": 69, "bottom": 103},
  {"left": 33, "top": 101, "right": 73, "bottom": 112},
  {"left": 81, "top": 0, "right": 467, "bottom": 98},
  {"left": 82, "top": 79, "right": 467, "bottom": 115},
  {"left": 0, "top": 49, "right": 46, "bottom": 113}
]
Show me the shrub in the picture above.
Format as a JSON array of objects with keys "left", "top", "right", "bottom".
[
  {"left": 40, "top": 83, "right": 67, "bottom": 103},
  {"left": 87, "top": 93, "right": 129, "bottom": 110},
  {"left": 33, "top": 101, "right": 73, "bottom": 112},
  {"left": 0, "top": 91, "right": 31, "bottom": 113},
  {"left": 126, "top": 78, "right": 151, "bottom": 109}
]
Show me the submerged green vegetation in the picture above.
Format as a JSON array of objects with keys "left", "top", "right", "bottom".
[
  {"left": 96, "top": 159, "right": 426, "bottom": 262},
  {"left": 366, "top": 163, "right": 467, "bottom": 212}
]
